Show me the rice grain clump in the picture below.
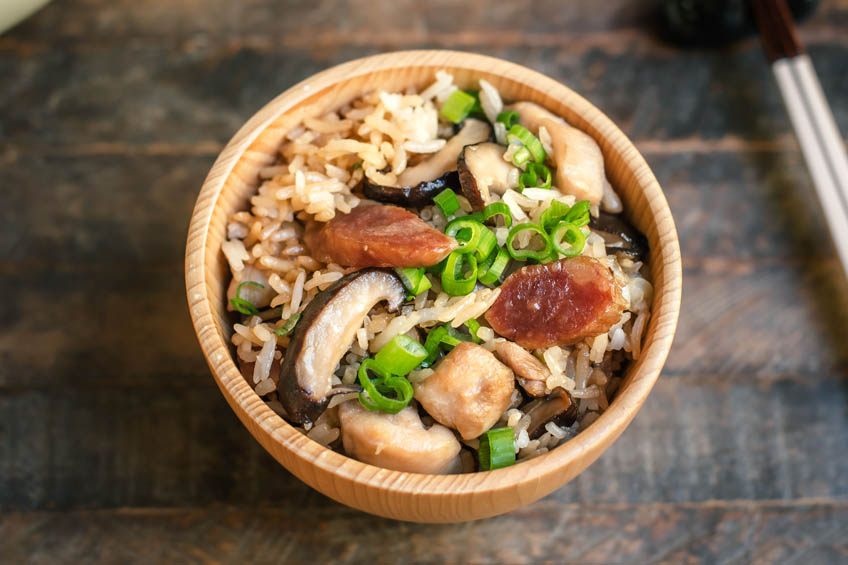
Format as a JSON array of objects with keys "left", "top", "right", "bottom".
[{"left": 222, "top": 71, "right": 653, "bottom": 473}]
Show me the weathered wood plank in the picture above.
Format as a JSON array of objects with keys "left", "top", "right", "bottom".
[
  {"left": 2, "top": 42, "right": 847, "bottom": 149},
  {"left": 1, "top": 372, "right": 845, "bottom": 510},
  {"left": 7, "top": 0, "right": 847, "bottom": 47},
  {"left": 1, "top": 501, "right": 846, "bottom": 563}
]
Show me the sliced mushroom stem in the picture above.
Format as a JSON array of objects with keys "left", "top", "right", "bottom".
[
  {"left": 396, "top": 119, "right": 491, "bottom": 188},
  {"left": 525, "top": 388, "right": 577, "bottom": 440},
  {"left": 277, "top": 269, "right": 405, "bottom": 424}
]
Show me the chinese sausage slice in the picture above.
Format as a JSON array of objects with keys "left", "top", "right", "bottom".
[
  {"left": 304, "top": 204, "right": 457, "bottom": 268},
  {"left": 485, "top": 256, "right": 626, "bottom": 349}
]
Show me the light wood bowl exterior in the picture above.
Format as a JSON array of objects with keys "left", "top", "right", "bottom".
[{"left": 185, "top": 50, "right": 682, "bottom": 523}]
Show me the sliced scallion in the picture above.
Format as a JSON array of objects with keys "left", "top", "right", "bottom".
[
  {"left": 512, "top": 146, "right": 532, "bottom": 167},
  {"left": 482, "top": 201, "right": 512, "bottom": 227},
  {"left": 375, "top": 335, "right": 428, "bottom": 376},
  {"left": 229, "top": 281, "right": 264, "bottom": 316},
  {"left": 507, "top": 124, "right": 547, "bottom": 163},
  {"left": 357, "top": 359, "right": 413, "bottom": 414},
  {"left": 465, "top": 318, "right": 482, "bottom": 344},
  {"left": 518, "top": 162, "right": 552, "bottom": 191},
  {"left": 478, "top": 427, "right": 516, "bottom": 471},
  {"left": 475, "top": 226, "right": 498, "bottom": 260},
  {"left": 440, "top": 90, "right": 477, "bottom": 124},
  {"left": 550, "top": 221, "right": 586, "bottom": 257},
  {"left": 539, "top": 199, "right": 571, "bottom": 231},
  {"left": 434, "top": 188, "right": 460, "bottom": 218},
  {"left": 272, "top": 312, "right": 301, "bottom": 336},
  {"left": 395, "top": 267, "right": 432, "bottom": 296},
  {"left": 505, "top": 223, "right": 553, "bottom": 261},
  {"left": 445, "top": 217, "right": 484, "bottom": 255},
  {"left": 441, "top": 250, "right": 478, "bottom": 296},
  {"left": 496, "top": 110, "right": 519, "bottom": 129},
  {"left": 563, "top": 199, "right": 591, "bottom": 227},
  {"left": 477, "top": 246, "right": 510, "bottom": 285}
]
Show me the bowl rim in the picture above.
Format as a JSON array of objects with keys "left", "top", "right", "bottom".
[{"left": 186, "top": 50, "right": 681, "bottom": 500}]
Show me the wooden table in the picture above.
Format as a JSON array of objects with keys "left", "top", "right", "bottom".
[{"left": 1, "top": 0, "right": 847, "bottom": 562}]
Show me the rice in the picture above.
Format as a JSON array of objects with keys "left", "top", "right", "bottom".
[{"left": 222, "top": 70, "right": 654, "bottom": 471}]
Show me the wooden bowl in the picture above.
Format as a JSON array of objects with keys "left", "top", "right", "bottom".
[{"left": 185, "top": 50, "right": 682, "bottom": 523}]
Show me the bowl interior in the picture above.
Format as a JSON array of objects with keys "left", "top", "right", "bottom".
[{"left": 186, "top": 51, "right": 681, "bottom": 522}]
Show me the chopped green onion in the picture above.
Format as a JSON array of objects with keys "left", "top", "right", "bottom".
[
  {"left": 465, "top": 318, "right": 482, "bottom": 344},
  {"left": 482, "top": 201, "right": 512, "bottom": 228},
  {"left": 550, "top": 221, "right": 586, "bottom": 257},
  {"left": 477, "top": 246, "right": 510, "bottom": 285},
  {"left": 496, "top": 110, "right": 519, "bottom": 129},
  {"left": 440, "top": 90, "right": 477, "bottom": 124},
  {"left": 507, "top": 124, "right": 547, "bottom": 163},
  {"left": 375, "top": 335, "right": 428, "bottom": 376},
  {"left": 511, "top": 146, "right": 532, "bottom": 167},
  {"left": 422, "top": 326, "right": 449, "bottom": 366},
  {"left": 539, "top": 199, "right": 571, "bottom": 231},
  {"left": 395, "top": 267, "right": 432, "bottom": 296},
  {"left": 434, "top": 188, "right": 460, "bottom": 218},
  {"left": 272, "top": 312, "right": 301, "bottom": 336},
  {"left": 421, "top": 324, "right": 471, "bottom": 366},
  {"left": 357, "top": 359, "right": 413, "bottom": 414},
  {"left": 353, "top": 161, "right": 363, "bottom": 170},
  {"left": 563, "top": 199, "right": 591, "bottom": 227},
  {"left": 505, "top": 223, "right": 553, "bottom": 261},
  {"left": 518, "top": 162, "right": 552, "bottom": 191},
  {"left": 445, "top": 217, "right": 484, "bottom": 255},
  {"left": 441, "top": 250, "right": 478, "bottom": 296},
  {"left": 475, "top": 227, "right": 498, "bottom": 260},
  {"left": 478, "top": 427, "right": 516, "bottom": 471},
  {"left": 464, "top": 90, "right": 484, "bottom": 117},
  {"left": 442, "top": 325, "right": 468, "bottom": 348},
  {"left": 229, "top": 281, "right": 264, "bottom": 316}
]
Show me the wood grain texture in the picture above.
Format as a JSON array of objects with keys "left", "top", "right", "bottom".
[
  {"left": 2, "top": 373, "right": 846, "bottom": 510},
  {"left": 184, "top": 51, "right": 681, "bottom": 522},
  {"left": 2, "top": 501, "right": 847, "bottom": 564},
  {"left": 1, "top": 0, "right": 847, "bottom": 557}
]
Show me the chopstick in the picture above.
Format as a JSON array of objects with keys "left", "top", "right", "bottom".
[{"left": 751, "top": 0, "right": 848, "bottom": 280}]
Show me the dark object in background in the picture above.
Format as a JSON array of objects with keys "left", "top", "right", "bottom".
[{"left": 661, "top": 0, "right": 819, "bottom": 45}]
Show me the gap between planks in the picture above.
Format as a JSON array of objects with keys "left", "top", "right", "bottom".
[
  {"left": 4, "top": 135, "right": 843, "bottom": 159},
  {"left": 2, "top": 25, "right": 847, "bottom": 55}
]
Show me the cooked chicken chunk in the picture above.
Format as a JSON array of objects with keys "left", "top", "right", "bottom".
[
  {"left": 485, "top": 257, "right": 626, "bottom": 349},
  {"left": 413, "top": 342, "right": 514, "bottom": 440},
  {"left": 507, "top": 101, "right": 605, "bottom": 206},
  {"left": 338, "top": 402, "right": 461, "bottom": 474},
  {"left": 304, "top": 204, "right": 457, "bottom": 268}
]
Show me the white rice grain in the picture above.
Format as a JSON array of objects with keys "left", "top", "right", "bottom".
[{"left": 253, "top": 336, "right": 276, "bottom": 384}]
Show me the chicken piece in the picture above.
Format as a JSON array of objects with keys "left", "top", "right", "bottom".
[
  {"left": 485, "top": 256, "right": 626, "bottom": 349},
  {"left": 414, "top": 342, "right": 514, "bottom": 440},
  {"left": 507, "top": 101, "right": 605, "bottom": 206},
  {"left": 304, "top": 204, "right": 457, "bottom": 268},
  {"left": 338, "top": 402, "right": 461, "bottom": 474},
  {"left": 495, "top": 341, "right": 550, "bottom": 397}
]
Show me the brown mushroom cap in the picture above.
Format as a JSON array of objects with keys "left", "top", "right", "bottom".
[
  {"left": 457, "top": 142, "right": 518, "bottom": 211},
  {"left": 277, "top": 269, "right": 405, "bottom": 424}
]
